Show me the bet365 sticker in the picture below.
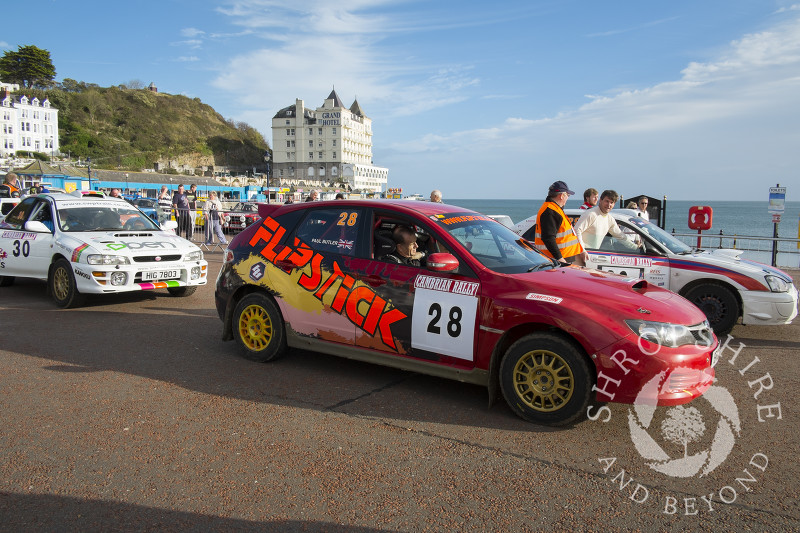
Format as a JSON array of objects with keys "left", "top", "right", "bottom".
[{"left": 411, "top": 275, "right": 479, "bottom": 360}]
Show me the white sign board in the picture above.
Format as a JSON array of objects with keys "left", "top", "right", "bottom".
[{"left": 768, "top": 186, "right": 786, "bottom": 214}]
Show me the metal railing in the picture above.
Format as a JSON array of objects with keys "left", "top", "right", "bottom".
[
  {"left": 165, "top": 206, "right": 259, "bottom": 252},
  {"left": 670, "top": 231, "right": 800, "bottom": 268}
]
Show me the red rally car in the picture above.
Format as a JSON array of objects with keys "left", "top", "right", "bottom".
[{"left": 215, "top": 200, "right": 718, "bottom": 425}]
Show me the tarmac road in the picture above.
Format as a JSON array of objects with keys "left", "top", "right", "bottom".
[{"left": 1, "top": 253, "right": 798, "bottom": 532}]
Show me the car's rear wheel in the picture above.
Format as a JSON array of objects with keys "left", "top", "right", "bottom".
[
  {"left": 167, "top": 286, "right": 197, "bottom": 297},
  {"left": 684, "top": 283, "right": 739, "bottom": 335},
  {"left": 49, "top": 258, "right": 86, "bottom": 308},
  {"left": 0, "top": 276, "right": 14, "bottom": 287},
  {"left": 499, "top": 333, "right": 591, "bottom": 426},
  {"left": 233, "top": 293, "right": 286, "bottom": 362}
]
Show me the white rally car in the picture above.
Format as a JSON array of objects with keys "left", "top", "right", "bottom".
[
  {"left": 513, "top": 208, "right": 798, "bottom": 334},
  {"left": 0, "top": 191, "right": 208, "bottom": 307}
]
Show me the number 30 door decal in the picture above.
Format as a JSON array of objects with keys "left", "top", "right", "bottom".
[{"left": 411, "top": 274, "right": 479, "bottom": 360}]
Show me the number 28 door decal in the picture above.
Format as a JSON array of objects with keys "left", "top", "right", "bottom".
[{"left": 411, "top": 274, "right": 479, "bottom": 361}]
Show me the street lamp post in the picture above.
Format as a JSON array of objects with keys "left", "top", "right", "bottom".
[
  {"left": 264, "top": 150, "right": 272, "bottom": 204},
  {"left": 125, "top": 173, "right": 129, "bottom": 195},
  {"left": 87, "top": 157, "right": 92, "bottom": 190}
]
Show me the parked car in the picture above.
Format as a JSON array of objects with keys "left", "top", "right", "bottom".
[
  {"left": 222, "top": 202, "right": 260, "bottom": 233},
  {"left": 215, "top": 200, "right": 718, "bottom": 426},
  {"left": 126, "top": 196, "right": 169, "bottom": 225},
  {"left": 0, "top": 191, "right": 208, "bottom": 307},
  {"left": 512, "top": 209, "right": 799, "bottom": 334}
]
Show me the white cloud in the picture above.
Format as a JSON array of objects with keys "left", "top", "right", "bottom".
[
  {"left": 175, "top": 56, "right": 200, "bottom": 62},
  {"left": 181, "top": 28, "right": 206, "bottom": 38},
  {"left": 171, "top": 39, "right": 203, "bottom": 49}
]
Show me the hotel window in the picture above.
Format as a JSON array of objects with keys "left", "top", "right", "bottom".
[
  {"left": 332, "top": 128, "right": 337, "bottom": 134},
  {"left": 286, "top": 129, "right": 290, "bottom": 135},
  {"left": 318, "top": 128, "right": 322, "bottom": 135},
  {"left": 318, "top": 141, "right": 322, "bottom": 148},
  {"left": 333, "top": 152, "right": 337, "bottom": 159},
  {"left": 318, "top": 152, "right": 322, "bottom": 159},
  {"left": 309, "top": 152, "right": 313, "bottom": 159},
  {"left": 291, "top": 140, "right": 295, "bottom": 147},
  {"left": 332, "top": 140, "right": 336, "bottom": 146},
  {"left": 308, "top": 128, "right": 313, "bottom": 135},
  {"left": 308, "top": 140, "right": 313, "bottom": 147},
  {"left": 287, "top": 140, "right": 291, "bottom": 147},
  {"left": 291, "top": 129, "right": 295, "bottom": 135},
  {"left": 286, "top": 120, "right": 290, "bottom": 125}
]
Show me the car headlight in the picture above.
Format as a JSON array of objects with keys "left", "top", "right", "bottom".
[
  {"left": 185, "top": 250, "right": 204, "bottom": 261},
  {"left": 625, "top": 319, "right": 710, "bottom": 348},
  {"left": 765, "top": 275, "right": 791, "bottom": 293},
  {"left": 87, "top": 254, "right": 130, "bottom": 265}
]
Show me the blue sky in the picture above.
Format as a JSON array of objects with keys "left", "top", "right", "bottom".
[{"left": 3, "top": 1, "right": 799, "bottom": 201}]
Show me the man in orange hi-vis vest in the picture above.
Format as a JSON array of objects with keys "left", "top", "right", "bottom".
[{"left": 534, "top": 180, "right": 588, "bottom": 266}]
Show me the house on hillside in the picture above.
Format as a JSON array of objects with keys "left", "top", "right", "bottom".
[{"left": 0, "top": 86, "right": 60, "bottom": 158}]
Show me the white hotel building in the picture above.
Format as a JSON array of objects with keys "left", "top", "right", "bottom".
[
  {"left": 0, "top": 86, "right": 60, "bottom": 158},
  {"left": 271, "top": 89, "right": 388, "bottom": 194}
]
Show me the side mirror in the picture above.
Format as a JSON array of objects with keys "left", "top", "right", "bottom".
[
  {"left": 24, "top": 220, "right": 52, "bottom": 233},
  {"left": 426, "top": 252, "right": 459, "bottom": 272}
]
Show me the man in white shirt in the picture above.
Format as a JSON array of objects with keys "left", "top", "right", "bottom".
[
  {"left": 574, "top": 190, "right": 641, "bottom": 250},
  {"left": 637, "top": 197, "right": 650, "bottom": 221}
]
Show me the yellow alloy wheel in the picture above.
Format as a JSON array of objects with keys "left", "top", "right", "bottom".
[
  {"left": 511, "top": 349, "right": 575, "bottom": 412},
  {"left": 52, "top": 265, "right": 70, "bottom": 301},
  {"left": 238, "top": 304, "right": 274, "bottom": 352}
]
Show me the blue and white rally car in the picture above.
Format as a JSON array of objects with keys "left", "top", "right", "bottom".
[
  {"left": 0, "top": 191, "right": 208, "bottom": 307},
  {"left": 513, "top": 208, "right": 798, "bottom": 335}
]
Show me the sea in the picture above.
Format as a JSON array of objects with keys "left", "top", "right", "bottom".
[{"left": 444, "top": 199, "right": 800, "bottom": 269}]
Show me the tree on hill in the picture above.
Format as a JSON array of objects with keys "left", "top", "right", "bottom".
[{"left": 0, "top": 45, "right": 56, "bottom": 88}]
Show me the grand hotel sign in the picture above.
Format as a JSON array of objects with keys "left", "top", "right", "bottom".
[{"left": 321, "top": 112, "right": 340, "bottom": 126}]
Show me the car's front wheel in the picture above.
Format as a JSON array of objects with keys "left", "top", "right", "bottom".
[
  {"left": 233, "top": 293, "right": 286, "bottom": 362},
  {"left": 499, "top": 333, "right": 592, "bottom": 426},
  {"left": 49, "top": 258, "right": 86, "bottom": 308},
  {"left": 684, "top": 283, "right": 739, "bottom": 335}
]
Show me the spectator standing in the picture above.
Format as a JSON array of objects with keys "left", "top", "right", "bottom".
[
  {"left": 305, "top": 190, "right": 318, "bottom": 202},
  {"left": 158, "top": 185, "right": 172, "bottom": 210},
  {"left": 185, "top": 184, "right": 198, "bottom": 240},
  {"left": 109, "top": 188, "right": 122, "bottom": 198},
  {"left": 580, "top": 188, "right": 598, "bottom": 210},
  {"left": 335, "top": 193, "right": 345, "bottom": 200},
  {"left": 573, "top": 190, "right": 641, "bottom": 251},
  {"left": 0, "top": 172, "right": 21, "bottom": 198},
  {"left": 430, "top": 190, "right": 443, "bottom": 203},
  {"left": 534, "top": 181, "right": 587, "bottom": 266},
  {"left": 172, "top": 184, "right": 191, "bottom": 238},
  {"left": 203, "top": 191, "right": 228, "bottom": 246},
  {"left": 637, "top": 197, "right": 650, "bottom": 221}
]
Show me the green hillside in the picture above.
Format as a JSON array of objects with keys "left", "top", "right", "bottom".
[{"left": 24, "top": 82, "right": 269, "bottom": 174}]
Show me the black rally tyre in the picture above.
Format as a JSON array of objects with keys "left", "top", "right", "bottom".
[
  {"left": 499, "top": 333, "right": 592, "bottom": 426},
  {"left": 49, "top": 258, "right": 86, "bottom": 308},
  {"left": 684, "top": 283, "right": 739, "bottom": 335},
  {"left": 232, "top": 293, "right": 286, "bottom": 362}
]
